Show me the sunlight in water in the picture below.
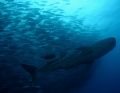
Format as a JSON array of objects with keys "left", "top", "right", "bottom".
[
  {"left": 3, "top": 0, "right": 118, "bottom": 37},
  {"left": 15, "top": 0, "right": 114, "bottom": 28}
]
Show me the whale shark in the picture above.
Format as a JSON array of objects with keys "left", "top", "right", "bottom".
[{"left": 21, "top": 37, "right": 116, "bottom": 82}]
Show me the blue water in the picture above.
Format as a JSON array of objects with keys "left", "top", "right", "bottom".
[{"left": 0, "top": 0, "right": 120, "bottom": 93}]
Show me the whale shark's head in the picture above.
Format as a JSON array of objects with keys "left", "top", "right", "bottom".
[{"left": 91, "top": 37, "right": 116, "bottom": 59}]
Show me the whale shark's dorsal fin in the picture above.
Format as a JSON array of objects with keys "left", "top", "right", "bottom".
[
  {"left": 41, "top": 51, "right": 66, "bottom": 64},
  {"left": 21, "top": 64, "right": 38, "bottom": 81},
  {"left": 41, "top": 53, "right": 58, "bottom": 64}
]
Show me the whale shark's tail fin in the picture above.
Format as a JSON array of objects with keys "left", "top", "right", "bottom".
[{"left": 21, "top": 64, "right": 38, "bottom": 82}]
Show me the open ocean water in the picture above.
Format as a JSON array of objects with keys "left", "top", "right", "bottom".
[{"left": 0, "top": 0, "right": 120, "bottom": 93}]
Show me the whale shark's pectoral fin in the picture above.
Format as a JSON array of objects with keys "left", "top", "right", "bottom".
[{"left": 21, "top": 64, "right": 38, "bottom": 81}]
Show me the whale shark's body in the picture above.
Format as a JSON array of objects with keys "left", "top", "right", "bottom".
[
  {"left": 39, "top": 37, "right": 116, "bottom": 71},
  {"left": 21, "top": 37, "right": 116, "bottom": 93}
]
